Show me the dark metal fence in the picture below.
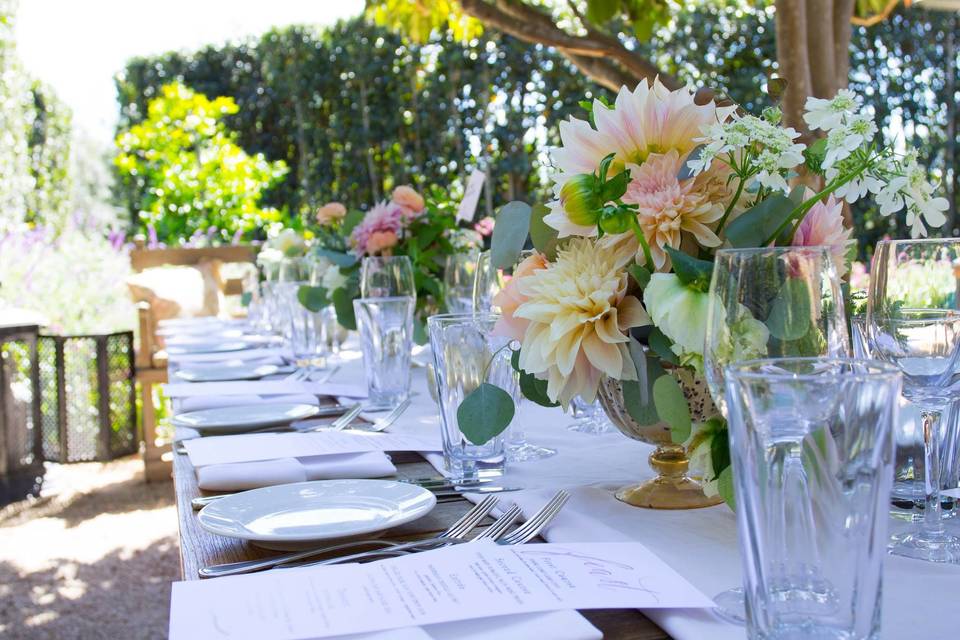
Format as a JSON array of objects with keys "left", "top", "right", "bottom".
[
  {"left": 38, "top": 332, "right": 138, "bottom": 463},
  {"left": 0, "top": 323, "right": 44, "bottom": 504}
]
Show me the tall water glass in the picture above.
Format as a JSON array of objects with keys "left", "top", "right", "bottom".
[
  {"left": 867, "top": 238, "right": 960, "bottom": 563},
  {"left": 288, "top": 300, "right": 328, "bottom": 368},
  {"left": 725, "top": 358, "right": 900, "bottom": 640},
  {"left": 428, "top": 313, "right": 516, "bottom": 480},
  {"left": 353, "top": 297, "right": 414, "bottom": 410},
  {"left": 471, "top": 250, "right": 557, "bottom": 460},
  {"left": 360, "top": 256, "right": 416, "bottom": 299},
  {"left": 444, "top": 250, "right": 480, "bottom": 313}
]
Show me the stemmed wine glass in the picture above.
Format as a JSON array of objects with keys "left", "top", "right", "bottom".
[
  {"left": 360, "top": 256, "right": 416, "bottom": 299},
  {"left": 473, "top": 250, "right": 557, "bottom": 461},
  {"left": 704, "top": 246, "right": 850, "bottom": 622},
  {"left": 443, "top": 250, "right": 480, "bottom": 313},
  {"left": 867, "top": 238, "right": 960, "bottom": 563}
]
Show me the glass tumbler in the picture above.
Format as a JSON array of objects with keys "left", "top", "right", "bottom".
[
  {"left": 428, "top": 312, "right": 517, "bottom": 480},
  {"left": 353, "top": 296, "right": 415, "bottom": 410},
  {"left": 725, "top": 357, "right": 901, "bottom": 640}
]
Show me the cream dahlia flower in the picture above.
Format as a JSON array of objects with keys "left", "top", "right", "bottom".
[
  {"left": 513, "top": 238, "right": 650, "bottom": 406},
  {"left": 543, "top": 78, "right": 735, "bottom": 266}
]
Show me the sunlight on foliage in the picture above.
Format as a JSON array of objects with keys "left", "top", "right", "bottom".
[
  {"left": 367, "top": 0, "right": 482, "bottom": 43},
  {"left": 113, "top": 82, "right": 287, "bottom": 243}
]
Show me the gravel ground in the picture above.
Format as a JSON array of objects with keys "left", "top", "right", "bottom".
[{"left": 0, "top": 457, "right": 178, "bottom": 639}]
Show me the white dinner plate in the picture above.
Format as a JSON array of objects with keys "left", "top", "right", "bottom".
[
  {"left": 164, "top": 330, "right": 247, "bottom": 344},
  {"left": 197, "top": 479, "right": 437, "bottom": 549},
  {"left": 171, "top": 403, "right": 320, "bottom": 434},
  {"left": 173, "top": 363, "right": 284, "bottom": 382},
  {"left": 165, "top": 341, "right": 249, "bottom": 355}
]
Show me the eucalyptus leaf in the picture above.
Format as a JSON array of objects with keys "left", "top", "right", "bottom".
[
  {"left": 622, "top": 343, "right": 665, "bottom": 426},
  {"left": 653, "top": 374, "right": 691, "bottom": 443},
  {"left": 717, "top": 465, "right": 736, "bottom": 509},
  {"left": 490, "top": 201, "right": 532, "bottom": 269},
  {"left": 331, "top": 287, "right": 356, "bottom": 331},
  {"left": 664, "top": 247, "right": 713, "bottom": 292},
  {"left": 457, "top": 383, "right": 516, "bottom": 445},
  {"left": 519, "top": 370, "right": 559, "bottom": 407},
  {"left": 240, "top": 291, "right": 252, "bottom": 307},
  {"left": 766, "top": 277, "right": 812, "bottom": 341},
  {"left": 297, "top": 285, "right": 328, "bottom": 312},
  {"left": 529, "top": 203, "right": 560, "bottom": 261},
  {"left": 647, "top": 327, "right": 679, "bottom": 365},
  {"left": 709, "top": 428, "right": 731, "bottom": 482},
  {"left": 315, "top": 248, "right": 357, "bottom": 268},
  {"left": 628, "top": 264, "right": 651, "bottom": 289},
  {"left": 724, "top": 193, "right": 795, "bottom": 248}
]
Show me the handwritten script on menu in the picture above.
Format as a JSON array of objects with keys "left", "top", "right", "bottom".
[{"left": 169, "top": 541, "right": 712, "bottom": 639}]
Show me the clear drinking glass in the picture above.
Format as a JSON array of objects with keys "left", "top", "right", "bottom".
[
  {"left": 472, "top": 250, "right": 557, "bottom": 461},
  {"left": 566, "top": 396, "right": 614, "bottom": 435},
  {"left": 725, "top": 358, "right": 901, "bottom": 640},
  {"left": 704, "top": 246, "right": 850, "bottom": 621},
  {"left": 288, "top": 299, "right": 329, "bottom": 370},
  {"left": 444, "top": 250, "right": 480, "bottom": 314},
  {"left": 867, "top": 238, "right": 960, "bottom": 563},
  {"left": 353, "top": 296, "right": 415, "bottom": 410},
  {"left": 428, "top": 312, "right": 516, "bottom": 480},
  {"left": 360, "top": 256, "right": 416, "bottom": 299}
]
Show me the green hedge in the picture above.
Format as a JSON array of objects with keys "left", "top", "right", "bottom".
[{"left": 114, "top": 18, "right": 607, "bottom": 242}]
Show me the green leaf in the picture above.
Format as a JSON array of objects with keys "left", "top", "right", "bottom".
[
  {"left": 653, "top": 374, "right": 691, "bottom": 443},
  {"left": 724, "top": 193, "right": 795, "bottom": 248},
  {"left": 240, "top": 291, "right": 252, "bottom": 307},
  {"left": 664, "top": 247, "right": 713, "bottom": 292},
  {"left": 628, "top": 264, "right": 651, "bottom": 289},
  {"left": 599, "top": 169, "right": 630, "bottom": 202},
  {"left": 586, "top": 0, "right": 620, "bottom": 24},
  {"left": 529, "top": 203, "right": 560, "bottom": 261},
  {"left": 297, "top": 285, "right": 328, "bottom": 312},
  {"left": 413, "top": 315, "right": 428, "bottom": 346},
  {"left": 315, "top": 248, "right": 357, "bottom": 268},
  {"left": 648, "top": 327, "right": 679, "bottom": 365},
  {"left": 510, "top": 348, "right": 521, "bottom": 372},
  {"left": 621, "top": 343, "right": 666, "bottom": 426},
  {"left": 717, "top": 465, "right": 736, "bottom": 510},
  {"left": 331, "top": 287, "right": 356, "bottom": 331},
  {"left": 519, "top": 370, "right": 559, "bottom": 407},
  {"left": 457, "top": 383, "right": 516, "bottom": 445},
  {"left": 766, "top": 277, "right": 812, "bottom": 341},
  {"left": 490, "top": 201, "right": 532, "bottom": 269},
  {"left": 709, "top": 428, "right": 730, "bottom": 482},
  {"left": 677, "top": 144, "right": 705, "bottom": 181},
  {"left": 341, "top": 209, "right": 365, "bottom": 234}
]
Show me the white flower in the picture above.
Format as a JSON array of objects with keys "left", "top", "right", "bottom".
[
  {"left": 827, "top": 167, "right": 884, "bottom": 204},
  {"left": 874, "top": 152, "right": 948, "bottom": 237},
  {"left": 643, "top": 273, "right": 715, "bottom": 367},
  {"left": 803, "top": 89, "right": 861, "bottom": 132},
  {"left": 321, "top": 265, "right": 348, "bottom": 292}
]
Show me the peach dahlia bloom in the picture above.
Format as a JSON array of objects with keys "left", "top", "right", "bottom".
[
  {"left": 543, "top": 78, "right": 734, "bottom": 267},
  {"left": 391, "top": 185, "right": 425, "bottom": 218},
  {"left": 492, "top": 252, "right": 548, "bottom": 342},
  {"left": 513, "top": 238, "right": 650, "bottom": 407},
  {"left": 365, "top": 230, "right": 399, "bottom": 255},
  {"left": 316, "top": 202, "right": 347, "bottom": 225}
]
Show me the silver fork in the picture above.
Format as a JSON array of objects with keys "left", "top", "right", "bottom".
[
  {"left": 245, "top": 403, "right": 362, "bottom": 435},
  {"left": 291, "top": 490, "right": 569, "bottom": 569},
  {"left": 199, "top": 494, "right": 499, "bottom": 578},
  {"left": 345, "top": 398, "right": 411, "bottom": 433},
  {"left": 289, "top": 503, "right": 525, "bottom": 569}
]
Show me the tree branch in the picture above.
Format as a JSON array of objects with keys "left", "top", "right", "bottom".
[{"left": 458, "top": 0, "right": 680, "bottom": 91}]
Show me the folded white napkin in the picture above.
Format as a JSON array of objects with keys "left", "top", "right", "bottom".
[
  {"left": 196, "top": 452, "right": 396, "bottom": 491},
  {"left": 176, "top": 393, "right": 320, "bottom": 413}
]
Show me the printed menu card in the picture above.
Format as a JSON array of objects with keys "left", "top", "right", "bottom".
[{"left": 169, "top": 541, "right": 712, "bottom": 639}]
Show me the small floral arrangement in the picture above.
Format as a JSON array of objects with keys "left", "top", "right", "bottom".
[
  {"left": 460, "top": 79, "right": 946, "bottom": 506},
  {"left": 298, "top": 186, "right": 480, "bottom": 340}
]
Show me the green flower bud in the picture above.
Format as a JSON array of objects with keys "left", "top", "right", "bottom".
[
  {"left": 598, "top": 206, "right": 632, "bottom": 235},
  {"left": 560, "top": 174, "right": 603, "bottom": 227}
]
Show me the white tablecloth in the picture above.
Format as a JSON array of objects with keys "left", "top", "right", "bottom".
[{"left": 169, "top": 320, "right": 960, "bottom": 639}]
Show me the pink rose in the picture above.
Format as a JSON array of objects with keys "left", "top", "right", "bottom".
[
  {"left": 492, "top": 252, "right": 549, "bottom": 342},
  {"left": 316, "top": 202, "right": 347, "bottom": 225},
  {"left": 391, "top": 185, "right": 425, "bottom": 218},
  {"left": 365, "top": 230, "right": 399, "bottom": 255}
]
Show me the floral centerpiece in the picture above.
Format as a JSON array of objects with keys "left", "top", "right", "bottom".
[
  {"left": 298, "top": 186, "right": 481, "bottom": 341},
  {"left": 462, "top": 78, "right": 946, "bottom": 508}
]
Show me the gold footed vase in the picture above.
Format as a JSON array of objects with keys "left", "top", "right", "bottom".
[{"left": 597, "top": 370, "right": 723, "bottom": 510}]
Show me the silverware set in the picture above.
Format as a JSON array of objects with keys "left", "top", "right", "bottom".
[
  {"left": 285, "top": 364, "right": 340, "bottom": 383},
  {"left": 198, "top": 490, "right": 569, "bottom": 578}
]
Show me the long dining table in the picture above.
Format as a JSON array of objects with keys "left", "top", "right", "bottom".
[{"left": 167, "top": 319, "right": 960, "bottom": 640}]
